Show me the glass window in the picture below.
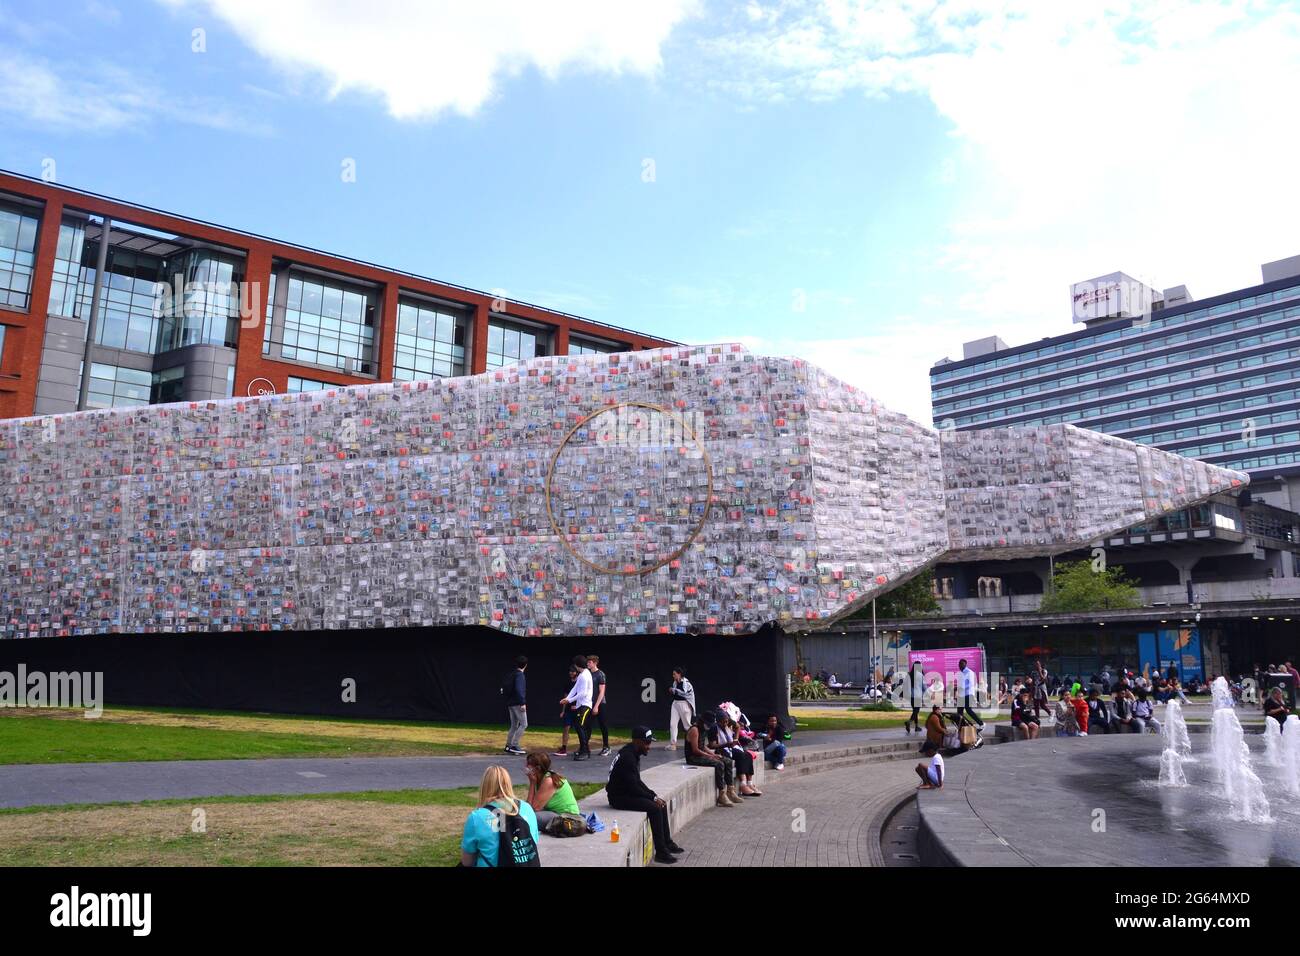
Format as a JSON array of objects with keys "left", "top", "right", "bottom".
[
  {"left": 393, "top": 298, "right": 467, "bottom": 381},
  {"left": 70, "top": 245, "right": 168, "bottom": 354},
  {"left": 156, "top": 250, "right": 243, "bottom": 351},
  {"left": 269, "top": 270, "right": 377, "bottom": 376},
  {"left": 287, "top": 375, "right": 334, "bottom": 393},
  {"left": 85, "top": 362, "right": 153, "bottom": 409},
  {"left": 49, "top": 217, "right": 88, "bottom": 319},
  {"left": 151, "top": 365, "right": 185, "bottom": 404},
  {"left": 0, "top": 199, "right": 40, "bottom": 311},
  {"left": 569, "top": 335, "right": 623, "bottom": 356},
  {"left": 486, "top": 320, "right": 546, "bottom": 369}
]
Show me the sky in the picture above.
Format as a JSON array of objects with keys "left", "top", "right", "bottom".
[{"left": 2, "top": 0, "right": 1299, "bottom": 424}]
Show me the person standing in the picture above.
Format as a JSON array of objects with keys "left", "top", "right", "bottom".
[
  {"left": 667, "top": 666, "right": 696, "bottom": 751},
  {"left": 587, "top": 655, "right": 611, "bottom": 756},
  {"left": 607, "top": 726, "right": 685, "bottom": 864},
  {"left": 957, "top": 658, "right": 984, "bottom": 731},
  {"left": 554, "top": 664, "right": 579, "bottom": 758},
  {"left": 503, "top": 655, "right": 528, "bottom": 756},
  {"left": 903, "top": 660, "right": 925, "bottom": 735},
  {"left": 559, "top": 654, "right": 593, "bottom": 760},
  {"left": 1033, "top": 659, "right": 1050, "bottom": 718}
]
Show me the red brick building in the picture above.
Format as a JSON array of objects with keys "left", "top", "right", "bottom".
[{"left": 0, "top": 170, "right": 674, "bottom": 420}]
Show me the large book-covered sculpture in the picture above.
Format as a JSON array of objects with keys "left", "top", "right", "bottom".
[{"left": 0, "top": 344, "right": 1245, "bottom": 638}]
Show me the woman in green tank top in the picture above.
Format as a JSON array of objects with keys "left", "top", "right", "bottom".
[{"left": 524, "top": 750, "right": 580, "bottom": 829}]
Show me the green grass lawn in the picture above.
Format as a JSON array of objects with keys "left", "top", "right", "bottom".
[
  {"left": 0, "top": 783, "right": 605, "bottom": 867},
  {"left": 0, "top": 699, "right": 950, "bottom": 766},
  {"left": 0, "top": 714, "right": 491, "bottom": 763},
  {"left": 0, "top": 706, "right": 637, "bottom": 765}
]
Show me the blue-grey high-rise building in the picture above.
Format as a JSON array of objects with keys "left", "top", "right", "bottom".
[{"left": 931, "top": 256, "right": 1300, "bottom": 512}]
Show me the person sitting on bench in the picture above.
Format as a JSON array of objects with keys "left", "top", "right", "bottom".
[{"left": 606, "top": 726, "right": 685, "bottom": 865}]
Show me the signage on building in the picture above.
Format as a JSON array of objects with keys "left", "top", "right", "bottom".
[
  {"left": 1070, "top": 272, "right": 1156, "bottom": 325},
  {"left": 247, "top": 378, "right": 275, "bottom": 397}
]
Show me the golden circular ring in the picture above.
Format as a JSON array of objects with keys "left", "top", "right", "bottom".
[{"left": 545, "top": 401, "right": 713, "bottom": 576}]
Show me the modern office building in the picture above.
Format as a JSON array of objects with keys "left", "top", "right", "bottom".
[
  {"left": 0, "top": 170, "right": 674, "bottom": 422},
  {"left": 931, "top": 261, "right": 1300, "bottom": 508},
  {"left": 913, "top": 259, "right": 1300, "bottom": 680}
]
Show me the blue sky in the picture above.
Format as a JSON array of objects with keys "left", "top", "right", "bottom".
[{"left": 2, "top": 0, "right": 1299, "bottom": 422}]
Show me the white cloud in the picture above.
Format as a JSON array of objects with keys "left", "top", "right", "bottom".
[
  {"left": 0, "top": 47, "right": 268, "bottom": 133},
  {"left": 699, "top": 1, "right": 1300, "bottom": 410},
  {"left": 717, "top": 326, "right": 963, "bottom": 425},
  {"left": 165, "top": 0, "right": 698, "bottom": 120}
]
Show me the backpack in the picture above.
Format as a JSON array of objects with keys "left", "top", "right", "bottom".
[{"left": 486, "top": 802, "right": 540, "bottom": 867}]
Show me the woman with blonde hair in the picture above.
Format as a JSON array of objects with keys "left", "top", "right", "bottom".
[{"left": 460, "top": 765, "right": 540, "bottom": 867}]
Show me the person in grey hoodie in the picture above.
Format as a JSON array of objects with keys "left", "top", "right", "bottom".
[
  {"left": 667, "top": 666, "right": 696, "bottom": 751},
  {"left": 504, "top": 656, "right": 528, "bottom": 755}
]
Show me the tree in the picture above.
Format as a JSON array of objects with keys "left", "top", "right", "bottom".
[
  {"left": 850, "top": 569, "right": 941, "bottom": 620},
  {"left": 1038, "top": 560, "right": 1140, "bottom": 613}
]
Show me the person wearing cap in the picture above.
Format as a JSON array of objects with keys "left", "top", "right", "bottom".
[{"left": 606, "top": 726, "right": 685, "bottom": 865}]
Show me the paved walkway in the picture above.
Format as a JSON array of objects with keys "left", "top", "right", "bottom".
[
  {"left": 0, "top": 726, "right": 925, "bottom": 810},
  {"left": 670, "top": 758, "right": 920, "bottom": 867}
]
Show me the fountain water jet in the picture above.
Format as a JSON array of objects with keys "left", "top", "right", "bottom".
[
  {"left": 1209, "top": 677, "right": 1271, "bottom": 823},
  {"left": 1264, "top": 716, "right": 1284, "bottom": 767},
  {"left": 1158, "top": 747, "right": 1188, "bottom": 787},
  {"left": 1163, "top": 699, "right": 1192, "bottom": 757},
  {"left": 1283, "top": 715, "right": 1300, "bottom": 795}
]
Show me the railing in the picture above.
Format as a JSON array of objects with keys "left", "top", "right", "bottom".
[{"left": 938, "top": 577, "right": 1300, "bottom": 615}]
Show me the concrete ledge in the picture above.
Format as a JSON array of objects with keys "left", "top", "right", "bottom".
[
  {"left": 993, "top": 721, "right": 1259, "bottom": 743},
  {"left": 542, "top": 756, "right": 766, "bottom": 867},
  {"left": 543, "top": 740, "right": 925, "bottom": 866}
]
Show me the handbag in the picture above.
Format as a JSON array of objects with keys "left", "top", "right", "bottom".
[
  {"left": 545, "top": 812, "right": 589, "bottom": 838},
  {"left": 959, "top": 723, "right": 977, "bottom": 747}
]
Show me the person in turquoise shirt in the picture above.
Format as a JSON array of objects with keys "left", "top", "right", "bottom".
[{"left": 460, "top": 766, "right": 540, "bottom": 867}]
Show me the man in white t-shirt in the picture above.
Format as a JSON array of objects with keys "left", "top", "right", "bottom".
[
  {"left": 559, "top": 654, "right": 594, "bottom": 761},
  {"left": 915, "top": 752, "right": 944, "bottom": 789},
  {"left": 957, "top": 658, "right": 984, "bottom": 731}
]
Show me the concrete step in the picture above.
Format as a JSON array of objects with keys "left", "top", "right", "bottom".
[{"left": 771, "top": 740, "right": 924, "bottom": 779}]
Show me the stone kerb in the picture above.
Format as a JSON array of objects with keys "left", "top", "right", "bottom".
[{"left": 542, "top": 757, "right": 766, "bottom": 867}]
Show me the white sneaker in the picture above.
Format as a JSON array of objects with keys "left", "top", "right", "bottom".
[
  {"left": 1079, "top": 731, "right": 1088, "bottom": 736},
  {"left": 775, "top": 763, "right": 785, "bottom": 770}
]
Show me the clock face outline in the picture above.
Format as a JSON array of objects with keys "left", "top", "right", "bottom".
[
  {"left": 247, "top": 378, "right": 276, "bottom": 397},
  {"left": 544, "top": 401, "right": 713, "bottom": 576}
]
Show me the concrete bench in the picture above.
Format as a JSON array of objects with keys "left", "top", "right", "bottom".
[{"left": 540, "top": 754, "right": 767, "bottom": 867}]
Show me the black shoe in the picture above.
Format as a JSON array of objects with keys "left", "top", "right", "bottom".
[
  {"left": 599, "top": 747, "right": 611, "bottom": 756},
  {"left": 573, "top": 753, "right": 591, "bottom": 761},
  {"left": 666, "top": 843, "right": 686, "bottom": 854},
  {"left": 653, "top": 853, "right": 679, "bottom": 865}
]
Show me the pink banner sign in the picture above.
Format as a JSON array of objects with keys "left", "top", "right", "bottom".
[{"left": 908, "top": 646, "right": 984, "bottom": 678}]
